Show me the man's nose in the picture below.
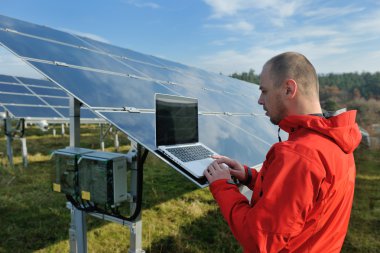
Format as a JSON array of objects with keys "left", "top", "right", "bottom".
[{"left": 258, "top": 95, "right": 264, "bottom": 105}]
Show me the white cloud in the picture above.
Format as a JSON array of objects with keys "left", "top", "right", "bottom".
[
  {"left": 303, "top": 5, "right": 365, "bottom": 19},
  {"left": 195, "top": 47, "right": 277, "bottom": 75},
  {"left": 210, "top": 37, "right": 240, "bottom": 46},
  {"left": 350, "top": 9, "right": 380, "bottom": 35},
  {"left": 197, "top": 1, "right": 380, "bottom": 74},
  {"left": 203, "top": 0, "right": 245, "bottom": 17},
  {"left": 203, "top": 0, "right": 301, "bottom": 18},
  {"left": 204, "top": 20, "right": 254, "bottom": 34},
  {"left": 122, "top": 0, "right": 160, "bottom": 9}
]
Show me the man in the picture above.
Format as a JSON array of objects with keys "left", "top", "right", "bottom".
[{"left": 204, "top": 52, "right": 362, "bottom": 252}]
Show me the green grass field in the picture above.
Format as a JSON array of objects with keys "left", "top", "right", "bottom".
[{"left": 0, "top": 125, "right": 379, "bottom": 253}]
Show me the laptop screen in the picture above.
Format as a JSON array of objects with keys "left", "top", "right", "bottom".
[{"left": 155, "top": 94, "right": 198, "bottom": 146}]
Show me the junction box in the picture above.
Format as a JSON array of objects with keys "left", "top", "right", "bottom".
[{"left": 52, "top": 147, "right": 128, "bottom": 207}]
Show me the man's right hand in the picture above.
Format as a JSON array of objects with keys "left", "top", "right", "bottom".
[{"left": 211, "top": 155, "right": 247, "bottom": 182}]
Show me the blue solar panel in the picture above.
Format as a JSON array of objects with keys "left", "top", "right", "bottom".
[
  {"left": 0, "top": 15, "right": 96, "bottom": 49},
  {"left": 4, "top": 105, "right": 62, "bottom": 118},
  {"left": 0, "top": 73, "right": 102, "bottom": 120},
  {"left": 77, "top": 36, "right": 167, "bottom": 67},
  {"left": 27, "top": 86, "right": 68, "bottom": 97},
  {"left": 0, "top": 14, "right": 281, "bottom": 186},
  {"left": 55, "top": 107, "right": 99, "bottom": 118},
  {"left": 0, "top": 93, "right": 44, "bottom": 105},
  {"left": 42, "top": 97, "right": 69, "bottom": 106},
  {"left": 0, "top": 74, "right": 16, "bottom": 83},
  {"left": 0, "top": 82, "right": 32, "bottom": 94},
  {"left": 27, "top": 62, "right": 175, "bottom": 108},
  {"left": 16, "top": 76, "right": 56, "bottom": 87}
]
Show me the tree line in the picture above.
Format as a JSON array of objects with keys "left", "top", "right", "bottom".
[{"left": 230, "top": 70, "right": 380, "bottom": 130}]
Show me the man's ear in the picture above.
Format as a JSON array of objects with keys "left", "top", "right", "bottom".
[{"left": 285, "top": 79, "right": 297, "bottom": 98}]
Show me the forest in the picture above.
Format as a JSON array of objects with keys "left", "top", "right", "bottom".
[{"left": 231, "top": 70, "right": 380, "bottom": 132}]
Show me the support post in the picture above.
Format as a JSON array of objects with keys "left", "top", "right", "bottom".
[
  {"left": 20, "top": 137, "right": 28, "bottom": 168},
  {"left": 68, "top": 97, "right": 87, "bottom": 253},
  {"left": 4, "top": 111, "right": 14, "bottom": 167},
  {"left": 114, "top": 131, "right": 119, "bottom": 152},
  {"left": 5, "top": 134, "right": 13, "bottom": 168},
  {"left": 100, "top": 124, "right": 105, "bottom": 151},
  {"left": 61, "top": 123, "right": 66, "bottom": 136},
  {"left": 129, "top": 214, "right": 144, "bottom": 253},
  {"left": 128, "top": 140, "right": 144, "bottom": 253}
]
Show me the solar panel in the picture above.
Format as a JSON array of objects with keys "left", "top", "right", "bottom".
[
  {"left": 0, "top": 14, "right": 283, "bottom": 186},
  {"left": 0, "top": 73, "right": 101, "bottom": 121}
]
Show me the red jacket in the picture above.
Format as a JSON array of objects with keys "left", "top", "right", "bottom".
[{"left": 210, "top": 111, "right": 362, "bottom": 253}]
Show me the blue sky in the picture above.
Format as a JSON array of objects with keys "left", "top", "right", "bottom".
[{"left": 1, "top": 0, "right": 380, "bottom": 78}]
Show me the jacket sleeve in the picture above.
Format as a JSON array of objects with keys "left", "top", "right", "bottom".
[
  {"left": 209, "top": 145, "right": 325, "bottom": 252},
  {"left": 243, "top": 165, "right": 259, "bottom": 191}
]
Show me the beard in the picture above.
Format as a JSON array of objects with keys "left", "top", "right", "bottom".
[{"left": 269, "top": 99, "right": 287, "bottom": 125}]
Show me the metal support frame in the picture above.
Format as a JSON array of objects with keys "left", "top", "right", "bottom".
[
  {"left": 20, "top": 137, "right": 28, "bottom": 168},
  {"left": 99, "top": 123, "right": 119, "bottom": 151},
  {"left": 3, "top": 111, "right": 27, "bottom": 168},
  {"left": 67, "top": 97, "right": 145, "bottom": 253},
  {"left": 128, "top": 140, "right": 144, "bottom": 253},
  {"left": 114, "top": 130, "right": 119, "bottom": 152},
  {"left": 4, "top": 111, "right": 14, "bottom": 167},
  {"left": 68, "top": 97, "right": 87, "bottom": 253}
]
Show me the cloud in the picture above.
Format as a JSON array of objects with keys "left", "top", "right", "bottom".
[
  {"left": 350, "top": 9, "right": 380, "bottom": 35},
  {"left": 122, "top": 0, "right": 160, "bottom": 9},
  {"left": 203, "top": 0, "right": 301, "bottom": 19},
  {"left": 210, "top": 37, "right": 240, "bottom": 46},
  {"left": 195, "top": 47, "right": 277, "bottom": 75},
  {"left": 204, "top": 20, "right": 254, "bottom": 34},
  {"left": 303, "top": 5, "right": 365, "bottom": 19},
  {"left": 196, "top": 1, "right": 380, "bottom": 74}
]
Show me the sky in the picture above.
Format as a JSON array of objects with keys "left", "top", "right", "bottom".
[{"left": 0, "top": 0, "right": 380, "bottom": 78}]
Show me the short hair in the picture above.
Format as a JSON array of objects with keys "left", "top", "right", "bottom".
[{"left": 264, "top": 52, "right": 319, "bottom": 96}]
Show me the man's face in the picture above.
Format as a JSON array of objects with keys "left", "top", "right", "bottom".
[{"left": 258, "top": 65, "right": 287, "bottom": 125}]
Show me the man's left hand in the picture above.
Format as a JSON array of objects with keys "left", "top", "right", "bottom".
[{"left": 204, "top": 161, "right": 231, "bottom": 184}]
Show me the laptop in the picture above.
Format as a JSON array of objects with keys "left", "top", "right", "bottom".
[{"left": 155, "top": 93, "right": 218, "bottom": 178}]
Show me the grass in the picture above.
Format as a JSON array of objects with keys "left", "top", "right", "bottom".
[{"left": 0, "top": 125, "right": 379, "bottom": 253}]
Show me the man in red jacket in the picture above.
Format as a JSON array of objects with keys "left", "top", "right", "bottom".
[{"left": 204, "top": 52, "right": 362, "bottom": 253}]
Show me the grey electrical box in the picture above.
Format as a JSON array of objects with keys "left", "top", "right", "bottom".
[
  {"left": 51, "top": 147, "right": 94, "bottom": 196},
  {"left": 78, "top": 151, "right": 128, "bottom": 207}
]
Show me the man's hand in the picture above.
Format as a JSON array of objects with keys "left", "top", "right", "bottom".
[
  {"left": 211, "top": 155, "right": 247, "bottom": 182},
  {"left": 204, "top": 160, "right": 231, "bottom": 184}
]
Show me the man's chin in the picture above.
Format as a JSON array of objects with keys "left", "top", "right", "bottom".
[{"left": 269, "top": 117, "right": 280, "bottom": 125}]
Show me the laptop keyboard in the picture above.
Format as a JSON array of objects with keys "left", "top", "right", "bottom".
[{"left": 166, "top": 145, "right": 213, "bottom": 162}]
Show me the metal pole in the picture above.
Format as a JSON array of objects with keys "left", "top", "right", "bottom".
[
  {"left": 20, "top": 137, "right": 28, "bottom": 168},
  {"left": 53, "top": 128, "right": 57, "bottom": 136},
  {"left": 5, "top": 134, "right": 13, "bottom": 168},
  {"left": 61, "top": 123, "right": 66, "bottom": 136},
  {"left": 100, "top": 124, "right": 105, "bottom": 151},
  {"left": 129, "top": 213, "right": 144, "bottom": 253},
  {"left": 128, "top": 140, "right": 144, "bottom": 253},
  {"left": 114, "top": 131, "right": 119, "bottom": 152},
  {"left": 4, "top": 111, "right": 14, "bottom": 168},
  {"left": 68, "top": 97, "right": 87, "bottom": 253}
]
